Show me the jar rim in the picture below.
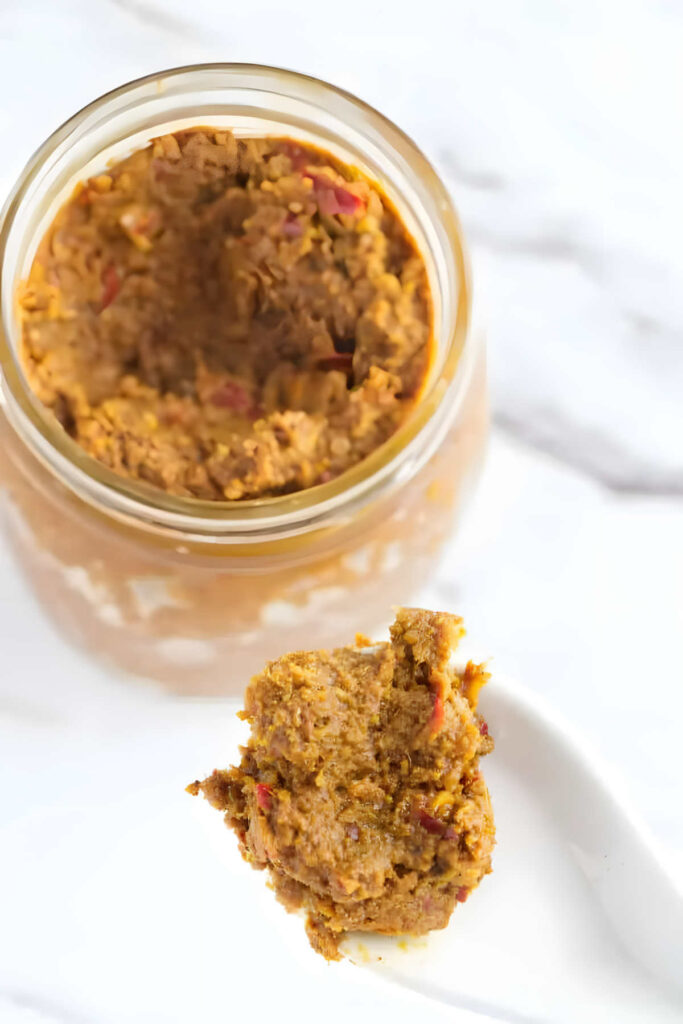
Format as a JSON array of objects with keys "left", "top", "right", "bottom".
[{"left": 0, "top": 63, "right": 472, "bottom": 539}]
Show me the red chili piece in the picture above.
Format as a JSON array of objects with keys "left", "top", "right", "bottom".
[
  {"left": 460, "top": 772, "right": 481, "bottom": 791},
  {"left": 99, "top": 264, "right": 120, "bottom": 312},
  {"left": 456, "top": 886, "right": 469, "bottom": 903},
  {"left": 428, "top": 691, "right": 445, "bottom": 737},
  {"left": 306, "top": 171, "right": 365, "bottom": 217},
  {"left": 417, "top": 810, "right": 444, "bottom": 835},
  {"left": 415, "top": 807, "right": 460, "bottom": 841},
  {"left": 479, "top": 719, "right": 489, "bottom": 736},
  {"left": 152, "top": 159, "right": 171, "bottom": 181},
  {"left": 278, "top": 142, "right": 310, "bottom": 171},
  {"left": 316, "top": 353, "right": 353, "bottom": 374},
  {"left": 415, "top": 810, "right": 456, "bottom": 840},
  {"left": 281, "top": 211, "right": 303, "bottom": 238},
  {"left": 255, "top": 783, "right": 272, "bottom": 811},
  {"left": 210, "top": 381, "right": 254, "bottom": 414}
]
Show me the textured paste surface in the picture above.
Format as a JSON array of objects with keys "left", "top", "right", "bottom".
[
  {"left": 21, "top": 130, "right": 431, "bottom": 499},
  {"left": 188, "top": 607, "right": 495, "bottom": 959}
]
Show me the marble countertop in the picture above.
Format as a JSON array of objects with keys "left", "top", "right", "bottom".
[
  {"left": 0, "top": 2, "right": 681, "bottom": 1021},
  {"left": 1, "top": 0, "right": 681, "bottom": 491}
]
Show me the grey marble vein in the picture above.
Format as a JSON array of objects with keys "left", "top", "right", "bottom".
[
  {"left": 494, "top": 408, "right": 683, "bottom": 496},
  {"left": 0, "top": 988, "right": 97, "bottom": 1024},
  {"left": 105, "top": 0, "right": 212, "bottom": 43}
]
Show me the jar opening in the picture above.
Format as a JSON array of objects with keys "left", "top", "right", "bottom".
[{"left": 0, "top": 64, "right": 472, "bottom": 540}]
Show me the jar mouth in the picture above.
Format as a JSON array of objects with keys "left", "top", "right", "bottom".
[{"left": 0, "top": 63, "right": 471, "bottom": 538}]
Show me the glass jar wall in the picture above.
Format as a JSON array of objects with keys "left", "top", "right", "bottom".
[{"left": 0, "top": 65, "right": 485, "bottom": 694}]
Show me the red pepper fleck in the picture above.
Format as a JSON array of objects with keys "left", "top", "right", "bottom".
[
  {"left": 281, "top": 211, "right": 303, "bottom": 238},
  {"left": 255, "top": 783, "right": 273, "bottom": 811},
  {"left": 306, "top": 171, "right": 366, "bottom": 217},
  {"left": 428, "top": 691, "right": 445, "bottom": 737},
  {"left": 456, "top": 886, "right": 469, "bottom": 903},
  {"left": 98, "top": 264, "right": 120, "bottom": 312},
  {"left": 210, "top": 381, "right": 254, "bottom": 414},
  {"left": 152, "top": 159, "right": 171, "bottom": 181},
  {"left": 416, "top": 811, "right": 460, "bottom": 841},
  {"left": 479, "top": 719, "right": 489, "bottom": 736},
  {"left": 460, "top": 772, "right": 481, "bottom": 791},
  {"left": 417, "top": 810, "right": 449, "bottom": 837},
  {"left": 278, "top": 141, "right": 310, "bottom": 171},
  {"left": 316, "top": 352, "right": 354, "bottom": 374}
]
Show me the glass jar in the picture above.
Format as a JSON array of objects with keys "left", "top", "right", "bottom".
[{"left": 0, "top": 64, "right": 486, "bottom": 694}]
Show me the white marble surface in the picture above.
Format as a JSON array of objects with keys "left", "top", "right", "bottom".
[{"left": 0, "top": 2, "right": 682, "bottom": 1021}]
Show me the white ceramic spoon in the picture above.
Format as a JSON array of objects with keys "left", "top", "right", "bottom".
[
  {"left": 0, "top": 676, "right": 681, "bottom": 1023},
  {"left": 343, "top": 676, "right": 683, "bottom": 1022}
]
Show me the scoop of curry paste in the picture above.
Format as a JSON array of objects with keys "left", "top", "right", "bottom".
[
  {"left": 188, "top": 607, "right": 495, "bottom": 959},
  {"left": 20, "top": 130, "right": 432, "bottom": 499}
]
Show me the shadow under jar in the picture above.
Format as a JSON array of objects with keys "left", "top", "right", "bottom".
[{"left": 0, "top": 65, "right": 486, "bottom": 695}]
